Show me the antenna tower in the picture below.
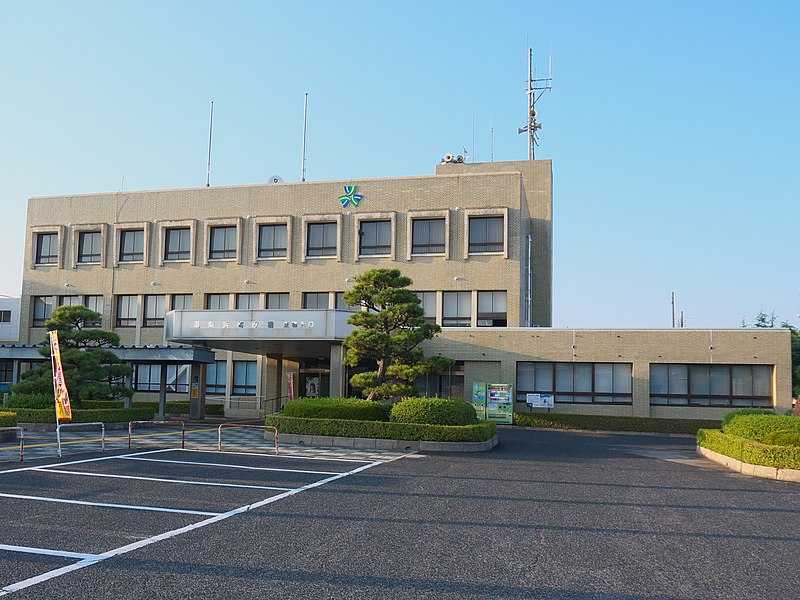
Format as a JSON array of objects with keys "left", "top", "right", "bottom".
[{"left": 518, "top": 46, "right": 552, "bottom": 159}]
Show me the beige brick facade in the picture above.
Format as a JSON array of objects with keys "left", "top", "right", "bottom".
[{"left": 15, "top": 158, "right": 793, "bottom": 418}]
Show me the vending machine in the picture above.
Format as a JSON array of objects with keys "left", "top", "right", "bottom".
[
  {"left": 486, "top": 383, "right": 514, "bottom": 424},
  {"left": 471, "top": 382, "right": 487, "bottom": 420}
]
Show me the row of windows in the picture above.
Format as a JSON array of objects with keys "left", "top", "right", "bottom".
[
  {"left": 516, "top": 362, "right": 773, "bottom": 408},
  {"left": 33, "top": 214, "right": 506, "bottom": 267},
  {"left": 31, "top": 290, "right": 509, "bottom": 328}
]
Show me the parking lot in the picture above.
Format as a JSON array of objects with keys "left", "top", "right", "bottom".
[{"left": 1, "top": 427, "right": 799, "bottom": 599}]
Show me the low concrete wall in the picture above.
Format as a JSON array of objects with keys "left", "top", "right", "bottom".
[
  {"left": 696, "top": 445, "right": 800, "bottom": 483},
  {"left": 18, "top": 421, "right": 146, "bottom": 433},
  {"left": 277, "top": 433, "right": 498, "bottom": 453}
]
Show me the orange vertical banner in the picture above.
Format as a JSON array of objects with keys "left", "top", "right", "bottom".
[{"left": 49, "top": 331, "right": 72, "bottom": 421}]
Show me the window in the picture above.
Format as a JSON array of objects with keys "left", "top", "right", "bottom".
[
  {"left": 411, "top": 219, "right": 445, "bottom": 254},
  {"left": 442, "top": 291, "right": 471, "bottom": 327},
  {"left": 77, "top": 231, "right": 101, "bottom": 263},
  {"left": 233, "top": 360, "right": 257, "bottom": 395},
  {"left": 650, "top": 363, "right": 772, "bottom": 408},
  {"left": 116, "top": 295, "right": 138, "bottom": 327},
  {"left": 119, "top": 229, "right": 144, "bottom": 262},
  {"left": 206, "top": 360, "right": 227, "bottom": 395},
  {"left": 59, "top": 295, "right": 81, "bottom": 306},
  {"left": 32, "top": 296, "right": 54, "bottom": 327},
  {"left": 236, "top": 293, "right": 260, "bottom": 310},
  {"left": 0, "top": 310, "right": 11, "bottom": 323},
  {"left": 517, "top": 362, "right": 633, "bottom": 404},
  {"left": 134, "top": 364, "right": 189, "bottom": 392},
  {"left": 468, "top": 216, "right": 504, "bottom": 253},
  {"left": 206, "top": 294, "right": 229, "bottom": 310},
  {"left": 477, "top": 291, "right": 507, "bottom": 327},
  {"left": 306, "top": 222, "right": 337, "bottom": 257},
  {"left": 258, "top": 224, "right": 287, "bottom": 258},
  {"left": 143, "top": 295, "right": 166, "bottom": 327},
  {"left": 303, "top": 292, "right": 329, "bottom": 309},
  {"left": 416, "top": 292, "right": 437, "bottom": 324},
  {"left": 266, "top": 293, "right": 289, "bottom": 309},
  {"left": 164, "top": 228, "right": 191, "bottom": 261},
  {"left": 335, "top": 292, "right": 357, "bottom": 311},
  {"left": 171, "top": 294, "right": 192, "bottom": 310},
  {"left": 0, "top": 360, "right": 13, "bottom": 385},
  {"left": 209, "top": 226, "right": 237, "bottom": 260},
  {"left": 358, "top": 220, "right": 391, "bottom": 256},
  {"left": 84, "top": 296, "right": 103, "bottom": 326},
  {"left": 414, "top": 361, "right": 464, "bottom": 399},
  {"left": 35, "top": 233, "right": 59, "bottom": 264}
]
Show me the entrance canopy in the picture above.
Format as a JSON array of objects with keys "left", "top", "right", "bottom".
[{"left": 165, "top": 309, "right": 356, "bottom": 357}]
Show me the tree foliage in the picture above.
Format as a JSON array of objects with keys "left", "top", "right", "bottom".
[
  {"left": 12, "top": 305, "right": 132, "bottom": 404},
  {"left": 342, "top": 268, "right": 453, "bottom": 401}
]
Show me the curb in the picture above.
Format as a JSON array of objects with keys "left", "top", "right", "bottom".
[
  {"left": 276, "top": 433, "right": 498, "bottom": 453},
  {"left": 501, "top": 425, "right": 697, "bottom": 439},
  {"left": 696, "top": 445, "right": 800, "bottom": 483}
]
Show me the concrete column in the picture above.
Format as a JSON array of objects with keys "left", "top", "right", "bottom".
[
  {"left": 157, "top": 363, "right": 168, "bottom": 420},
  {"left": 329, "top": 344, "right": 346, "bottom": 398},
  {"left": 266, "top": 354, "right": 284, "bottom": 412},
  {"left": 189, "top": 363, "right": 206, "bottom": 420}
]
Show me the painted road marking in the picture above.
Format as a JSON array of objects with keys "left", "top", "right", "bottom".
[
  {"left": 0, "top": 492, "right": 221, "bottom": 517},
  {"left": 0, "top": 449, "right": 417, "bottom": 597},
  {"left": 31, "top": 468, "right": 294, "bottom": 491},
  {"left": 0, "top": 544, "right": 102, "bottom": 561},
  {"left": 118, "top": 455, "right": 344, "bottom": 475}
]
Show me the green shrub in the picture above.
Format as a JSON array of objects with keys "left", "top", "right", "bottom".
[
  {"left": 390, "top": 397, "right": 477, "bottom": 426},
  {"left": 721, "top": 408, "right": 775, "bottom": 428},
  {"left": 205, "top": 403, "right": 225, "bottom": 416},
  {"left": 265, "top": 415, "right": 496, "bottom": 443},
  {"left": 5, "top": 394, "right": 54, "bottom": 409},
  {"left": 763, "top": 430, "right": 800, "bottom": 447},
  {"left": 721, "top": 414, "right": 800, "bottom": 443},
  {"left": 0, "top": 411, "right": 17, "bottom": 427},
  {"left": 697, "top": 428, "right": 800, "bottom": 470},
  {"left": 133, "top": 401, "right": 191, "bottom": 414},
  {"left": 82, "top": 400, "right": 125, "bottom": 409},
  {"left": 9, "top": 407, "right": 157, "bottom": 424},
  {"left": 283, "top": 397, "right": 391, "bottom": 422},
  {"left": 514, "top": 412, "right": 720, "bottom": 434}
]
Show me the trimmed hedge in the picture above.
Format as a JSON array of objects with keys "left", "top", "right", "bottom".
[
  {"left": 131, "top": 400, "right": 224, "bottom": 416},
  {"left": 265, "top": 414, "right": 496, "bottom": 442},
  {"left": 4, "top": 394, "right": 53, "bottom": 409},
  {"left": 721, "top": 408, "right": 774, "bottom": 428},
  {"left": 82, "top": 400, "right": 125, "bottom": 409},
  {"left": 9, "top": 407, "right": 157, "bottom": 424},
  {"left": 514, "top": 412, "right": 721, "bottom": 434},
  {"left": 283, "top": 397, "right": 391, "bottom": 422},
  {"left": 390, "top": 397, "right": 477, "bottom": 426},
  {"left": 721, "top": 414, "right": 800, "bottom": 443},
  {"left": 763, "top": 431, "right": 800, "bottom": 447},
  {"left": 0, "top": 411, "right": 17, "bottom": 427},
  {"left": 697, "top": 428, "right": 800, "bottom": 470}
]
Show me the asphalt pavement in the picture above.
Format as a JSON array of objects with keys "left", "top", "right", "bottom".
[{"left": 1, "top": 427, "right": 798, "bottom": 599}]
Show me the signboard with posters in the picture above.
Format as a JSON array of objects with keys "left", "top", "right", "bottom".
[
  {"left": 48, "top": 331, "right": 72, "bottom": 421},
  {"left": 486, "top": 383, "right": 513, "bottom": 424},
  {"left": 526, "top": 393, "right": 554, "bottom": 409}
]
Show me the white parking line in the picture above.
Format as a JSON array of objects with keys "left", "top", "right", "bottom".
[
  {"left": 0, "top": 492, "right": 222, "bottom": 517},
  {"left": 118, "top": 455, "right": 343, "bottom": 475},
  {"left": 0, "top": 449, "right": 418, "bottom": 597},
  {"left": 0, "top": 448, "right": 175, "bottom": 476},
  {"left": 32, "top": 468, "right": 294, "bottom": 492},
  {"left": 0, "top": 544, "right": 102, "bottom": 561}
]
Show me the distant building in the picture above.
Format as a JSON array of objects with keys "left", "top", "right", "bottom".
[{"left": 5, "top": 158, "right": 792, "bottom": 418}]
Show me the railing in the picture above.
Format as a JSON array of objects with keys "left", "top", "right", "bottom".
[
  {"left": 0, "top": 427, "right": 24, "bottom": 462},
  {"left": 222, "top": 395, "right": 288, "bottom": 416},
  {"left": 56, "top": 422, "right": 105, "bottom": 458},
  {"left": 218, "top": 423, "right": 278, "bottom": 455},
  {"left": 128, "top": 420, "right": 185, "bottom": 450}
]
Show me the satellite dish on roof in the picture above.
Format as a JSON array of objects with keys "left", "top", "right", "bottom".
[{"left": 268, "top": 175, "right": 284, "bottom": 184}]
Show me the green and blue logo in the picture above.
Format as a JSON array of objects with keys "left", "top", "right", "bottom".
[{"left": 339, "top": 185, "right": 363, "bottom": 208}]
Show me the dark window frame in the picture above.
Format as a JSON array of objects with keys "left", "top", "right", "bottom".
[
  {"left": 116, "top": 295, "right": 138, "bottom": 327},
  {"left": 358, "top": 220, "right": 391, "bottom": 256},
  {"left": 258, "top": 224, "right": 288, "bottom": 258},
  {"left": 209, "top": 226, "right": 237, "bottom": 260},
  {"left": 164, "top": 227, "right": 191, "bottom": 261},
  {"left": 468, "top": 216, "right": 504, "bottom": 253},
  {"left": 77, "top": 231, "right": 102, "bottom": 263},
  {"left": 411, "top": 218, "right": 445, "bottom": 255},
  {"left": 516, "top": 361, "right": 634, "bottom": 405},
  {"left": 306, "top": 222, "right": 337, "bottom": 257},
  {"left": 35, "top": 232, "right": 59, "bottom": 265},
  {"left": 649, "top": 363, "right": 773, "bottom": 408},
  {"left": 119, "top": 229, "right": 144, "bottom": 262}
]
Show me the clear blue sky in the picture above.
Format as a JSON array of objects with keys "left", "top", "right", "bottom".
[{"left": 1, "top": 0, "right": 798, "bottom": 328}]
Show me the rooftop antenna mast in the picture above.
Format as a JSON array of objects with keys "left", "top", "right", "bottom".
[
  {"left": 206, "top": 100, "right": 214, "bottom": 187},
  {"left": 518, "top": 45, "right": 552, "bottom": 159},
  {"left": 300, "top": 92, "right": 308, "bottom": 182}
]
